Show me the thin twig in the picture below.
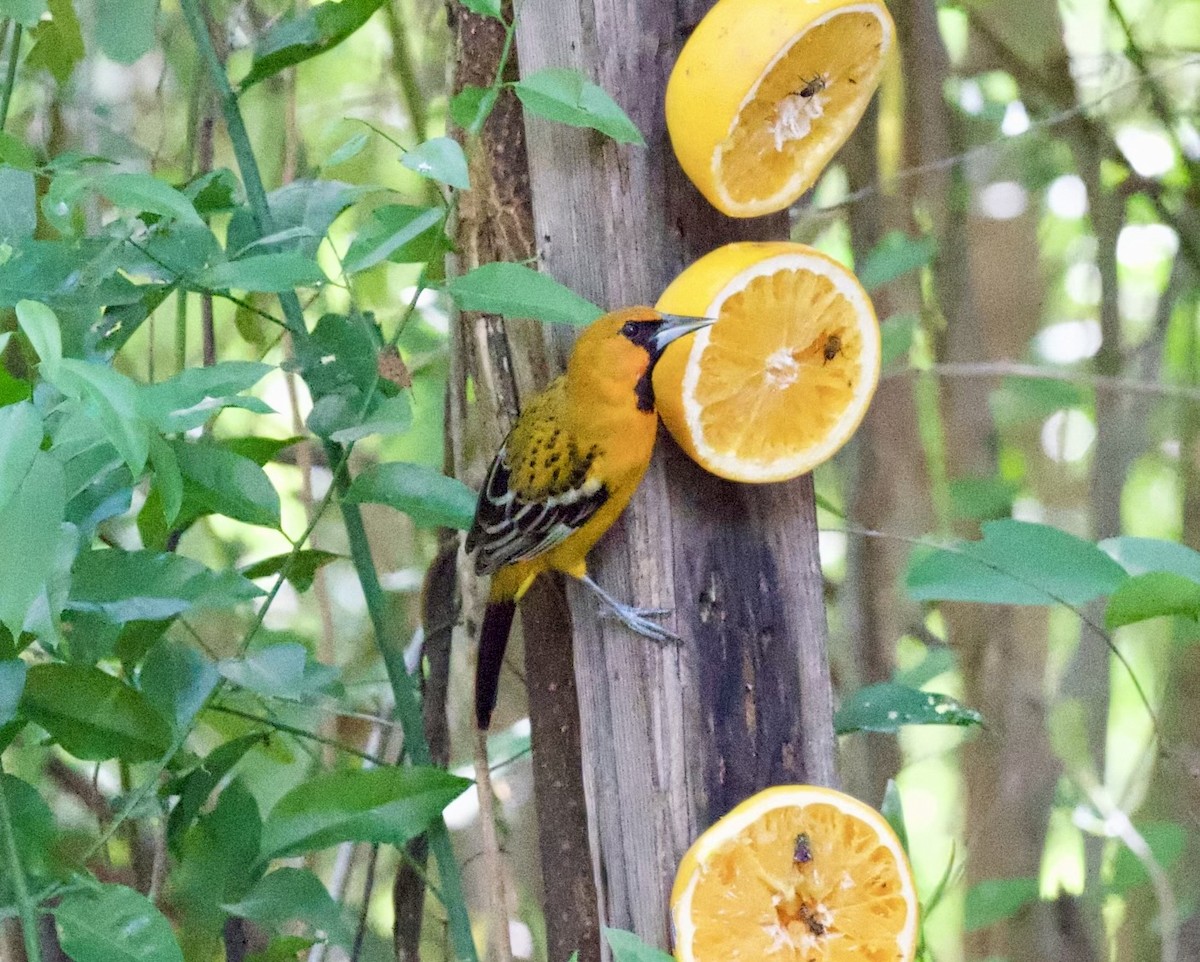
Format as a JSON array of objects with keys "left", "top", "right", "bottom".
[
  {"left": 350, "top": 844, "right": 382, "bottom": 962},
  {"left": 801, "top": 53, "right": 1200, "bottom": 217},
  {"left": 0, "top": 760, "right": 42, "bottom": 962},
  {"left": 888, "top": 361, "right": 1200, "bottom": 404},
  {"left": 206, "top": 703, "right": 390, "bottom": 766},
  {"left": 472, "top": 729, "right": 514, "bottom": 962},
  {"left": 0, "top": 21, "right": 21, "bottom": 131}
]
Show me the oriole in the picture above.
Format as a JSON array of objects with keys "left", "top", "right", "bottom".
[{"left": 467, "top": 307, "right": 714, "bottom": 729}]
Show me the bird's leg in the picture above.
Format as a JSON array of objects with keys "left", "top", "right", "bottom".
[{"left": 577, "top": 575, "right": 680, "bottom": 644}]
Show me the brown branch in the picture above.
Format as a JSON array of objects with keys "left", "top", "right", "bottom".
[{"left": 890, "top": 360, "right": 1200, "bottom": 403}]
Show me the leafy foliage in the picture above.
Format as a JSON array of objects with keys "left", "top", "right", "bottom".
[{"left": 834, "top": 683, "right": 983, "bottom": 735}]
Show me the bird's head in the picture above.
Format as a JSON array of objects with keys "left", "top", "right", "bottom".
[{"left": 569, "top": 306, "right": 714, "bottom": 412}]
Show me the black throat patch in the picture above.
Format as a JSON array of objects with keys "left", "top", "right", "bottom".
[{"left": 634, "top": 369, "right": 655, "bottom": 412}]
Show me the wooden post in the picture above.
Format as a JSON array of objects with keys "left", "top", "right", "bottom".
[{"left": 514, "top": 0, "right": 839, "bottom": 949}]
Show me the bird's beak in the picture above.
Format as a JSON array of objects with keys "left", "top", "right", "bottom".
[{"left": 651, "top": 314, "right": 716, "bottom": 355}]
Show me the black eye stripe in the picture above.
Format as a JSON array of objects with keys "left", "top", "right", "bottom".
[{"left": 619, "top": 319, "right": 660, "bottom": 349}]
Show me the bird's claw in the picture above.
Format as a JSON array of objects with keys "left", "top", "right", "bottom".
[{"left": 599, "top": 604, "right": 681, "bottom": 645}]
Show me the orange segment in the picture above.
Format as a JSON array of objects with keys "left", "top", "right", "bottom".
[
  {"left": 666, "top": 0, "right": 894, "bottom": 218},
  {"left": 671, "top": 786, "right": 918, "bottom": 962},
  {"left": 654, "top": 242, "right": 880, "bottom": 483}
]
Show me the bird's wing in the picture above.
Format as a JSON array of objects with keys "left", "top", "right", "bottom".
[{"left": 466, "top": 435, "right": 609, "bottom": 575}]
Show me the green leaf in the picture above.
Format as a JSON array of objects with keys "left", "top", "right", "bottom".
[
  {"left": 0, "top": 0, "right": 48, "bottom": 27},
  {"left": 879, "top": 312, "right": 918, "bottom": 368},
  {"left": 141, "top": 361, "right": 274, "bottom": 433},
  {"left": 173, "top": 440, "right": 281, "bottom": 529},
  {"left": 328, "top": 393, "right": 412, "bottom": 443},
  {"left": 223, "top": 435, "right": 303, "bottom": 466},
  {"left": 68, "top": 548, "right": 263, "bottom": 623},
  {"left": 0, "top": 401, "right": 44, "bottom": 515},
  {"left": 260, "top": 766, "right": 471, "bottom": 859},
  {"left": 246, "top": 937, "right": 319, "bottom": 962},
  {"left": 185, "top": 168, "right": 242, "bottom": 216},
  {"left": 241, "top": 0, "right": 388, "bottom": 89},
  {"left": 963, "top": 877, "right": 1039, "bottom": 932},
  {"left": 344, "top": 204, "right": 447, "bottom": 273},
  {"left": 293, "top": 312, "right": 380, "bottom": 439},
  {"left": 223, "top": 868, "right": 351, "bottom": 947},
  {"left": 147, "top": 436, "right": 182, "bottom": 527},
  {"left": 880, "top": 780, "right": 909, "bottom": 852},
  {"left": 906, "top": 520, "right": 1128, "bottom": 607},
  {"left": 241, "top": 550, "right": 343, "bottom": 593},
  {"left": 166, "top": 734, "right": 268, "bottom": 853},
  {"left": 55, "top": 883, "right": 183, "bottom": 962},
  {"left": 198, "top": 252, "right": 327, "bottom": 292},
  {"left": 446, "top": 261, "right": 602, "bottom": 325},
  {"left": 450, "top": 84, "right": 499, "bottom": 133},
  {"left": 16, "top": 299, "right": 63, "bottom": 368},
  {"left": 1105, "top": 572, "right": 1200, "bottom": 629},
  {"left": 0, "top": 131, "right": 39, "bottom": 170},
  {"left": 344, "top": 462, "right": 477, "bottom": 529},
  {"left": 989, "top": 375, "right": 1086, "bottom": 428},
  {"left": 1109, "top": 821, "right": 1186, "bottom": 896},
  {"left": 602, "top": 928, "right": 675, "bottom": 962},
  {"left": 217, "top": 643, "right": 340, "bottom": 702},
  {"left": 857, "top": 231, "right": 936, "bottom": 290},
  {"left": 93, "top": 172, "right": 202, "bottom": 226},
  {"left": 948, "top": 475, "right": 1018, "bottom": 522},
  {"left": 325, "top": 131, "right": 370, "bottom": 168},
  {"left": 0, "top": 452, "right": 66, "bottom": 638},
  {"left": 227, "top": 180, "right": 367, "bottom": 260},
  {"left": 20, "top": 663, "right": 173, "bottom": 761},
  {"left": 173, "top": 778, "right": 263, "bottom": 918},
  {"left": 95, "top": 0, "right": 159, "bottom": 64},
  {"left": 25, "top": 0, "right": 84, "bottom": 85},
  {"left": 400, "top": 137, "right": 470, "bottom": 190},
  {"left": 458, "top": 0, "right": 502, "bottom": 19},
  {"left": 834, "top": 682, "right": 982, "bottom": 735},
  {"left": 0, "top": 659, "right": 27, "bottom": 726},
  {"left": 1100, "top": 536, "right": 1200, "bottom": 582},
  {"left": 514, "top": 68, "right": 645, "bottom": 145},
  {"left": 49, "top": 358, "right": 150, "bottom": 475},
  {"left": 0, "top": 166, "right": 36, "bottom": 242},
  {"left": 139, "top": 640, "right": 218, "bottom": 729},
  {"left": 0, "top": 774, "right": 56, "bottom": 903}
]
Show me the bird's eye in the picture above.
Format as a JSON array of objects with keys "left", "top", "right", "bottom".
[{"left": 621, "top": 322, "right": 639, "bottom": 338}]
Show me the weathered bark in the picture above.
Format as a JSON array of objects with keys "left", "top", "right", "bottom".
[
  {"left": 514, "top": 0, "right": 838, "bottom": 952},
  {"left": 449, "top": 6, "right": 602, "bottom": 962}
]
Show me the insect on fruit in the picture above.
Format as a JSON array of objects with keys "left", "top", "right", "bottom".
[
  {"left": 798, "top": 902, "right": 826, "bottom": 937},
  {"left": 797, "top": 74, "right": 828, "bottom": 99},
  {"left": 822, "top": 334, "right": 842, "bottom": 364},
  {"left": 793, "top": 832, "right": 813, "bottom": 864}
]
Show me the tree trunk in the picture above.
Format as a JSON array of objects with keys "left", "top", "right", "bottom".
[
  {"left": 513, "top": 0, "right": 838, "bottom": 952},
  {"left": 449, "top": 6, "right": 604, "bottom": 962}
]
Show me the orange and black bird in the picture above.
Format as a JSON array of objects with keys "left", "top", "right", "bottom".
[{"left": 466, "top": 307, "right": 714, "bottom": 729}]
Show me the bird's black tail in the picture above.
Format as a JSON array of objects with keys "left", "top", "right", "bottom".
[{"left": 475, "top": 599, "right": 516, "bottom": 729}]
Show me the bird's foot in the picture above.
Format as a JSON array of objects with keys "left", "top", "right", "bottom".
[
  {"left": 599, "top": 603, "right": 680, "bottom": 645},
  {"left": 579, "top": 575, "right": 681, "bottom": 645}
]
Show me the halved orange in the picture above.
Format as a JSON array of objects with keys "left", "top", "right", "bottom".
[
  {"left": 666, "top": 0, "right": 894, "bottom": 217},
  {"left": 654, "top": 242, "right": 880, "bottom": 483},
  {"left": 671, "top": 785, "right": 918, "bottom": 962}
]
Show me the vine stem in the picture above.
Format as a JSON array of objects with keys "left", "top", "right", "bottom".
[
  {"left": 0, "top": 21, "right": 21, "bottom": 131},
  {"left": 0, "top": 760, "right": 42, "bottom": 962},
  {"left": 326, "top": 447, "right": 478, "bottom": 962},
  {"left": 177, "top": 4, "right": 477, "bottom": 960}
]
